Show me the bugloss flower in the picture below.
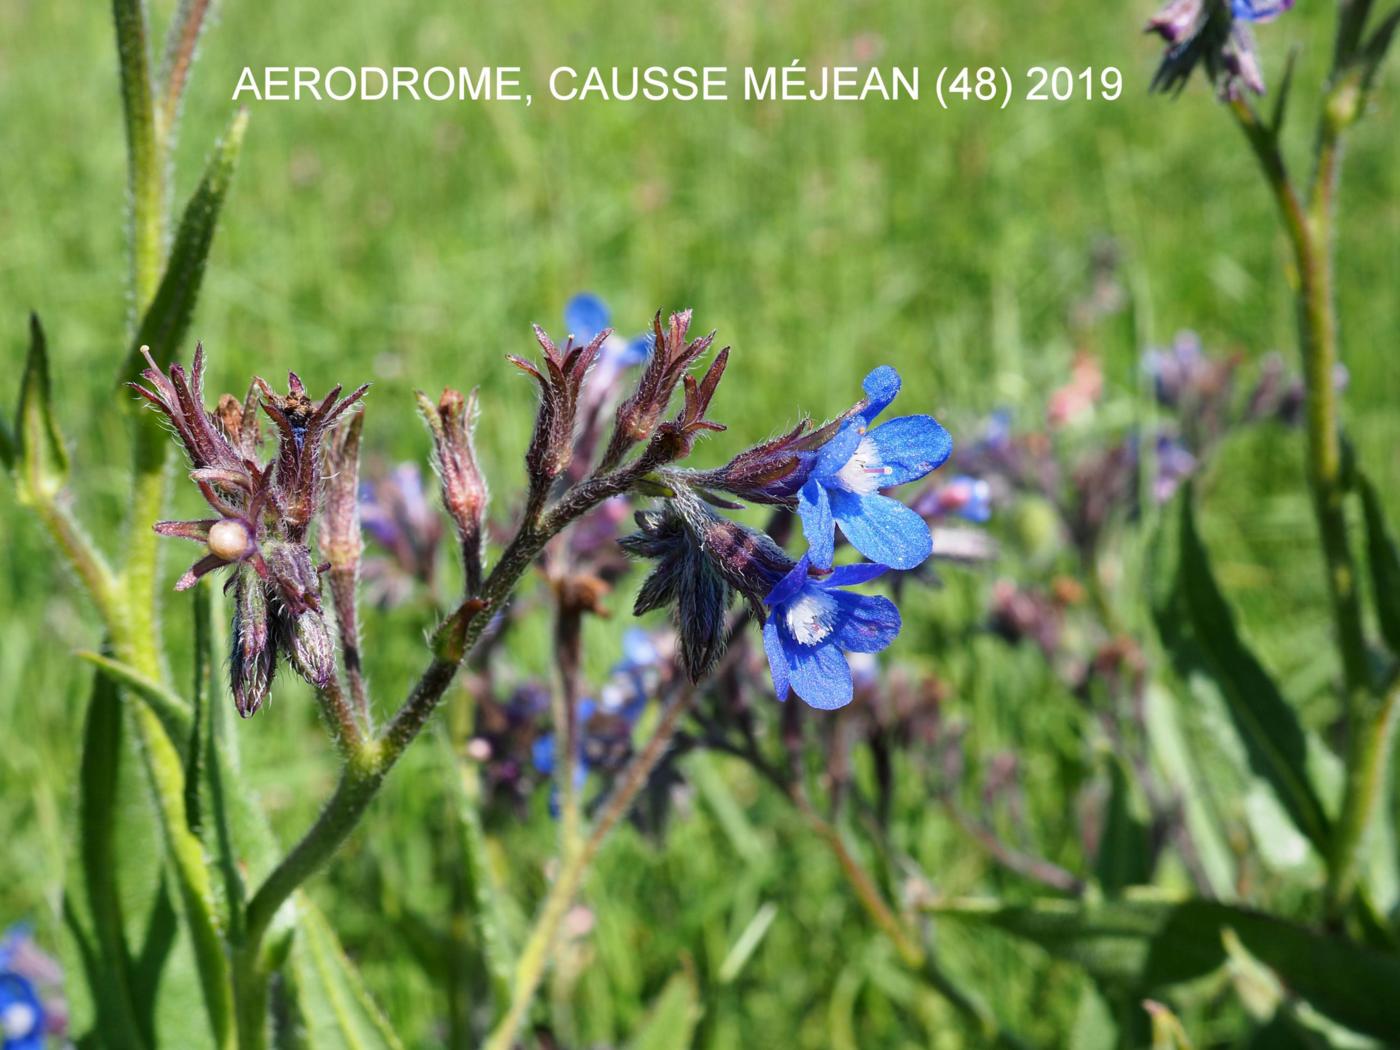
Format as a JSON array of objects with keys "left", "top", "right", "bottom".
[
  {"left": 0, "top": 925, "right": 65, "bottom": 1050},
  {"left": 912, "top": 474, "right": 992, "bottom": 524},
  {"left": 134, "top": 347, "right": 367, "bottom": 716},
  {"left": 762, "top": 556, "right": 901, "bottom": 710},
  {"left": 1148, "top": 0, "right": 1294, "bottom": 96},
  {"left": 565, "top": 293, "right": 653, "bottom": 398},
  {"left": 797, "top": 366, "right": 952, "bottom": 571},
  {"left": 358, "top": 462, "right": 444, "bottom": 607},
  {"left": 1152, "top": 433, "right": 1198, "bottom": 504}
]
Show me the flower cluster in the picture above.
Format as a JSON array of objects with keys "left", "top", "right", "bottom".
[
  {"left": 132, "top": 347, "right": 367, "bottom": 716},
  {"left": 628, "top": 364, "right": 953, "bottom": 709},
  {"left": 1148, "top": 0, "right": 1295, "bottom": 96}
]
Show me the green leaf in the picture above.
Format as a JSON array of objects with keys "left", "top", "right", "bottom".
[
  {"left": 131, "top": 879, "right": 179, "bottom": 1042},
  {"left": 1359, "top": 474, "right": 1400, "bottom": 658},
  {"left": 289, "top": 899, "right": 405, "bottom": 1050},
  {"left": 1143, "top": 685, "right": 1236, "bottom": 897},
  {"left": 77, "top": 650, "right": 193, "bottom": 743},
  {"left": 1153, "top": 491, "right": 1332, "bottom": 853},
  {"left": 624, "top": 970, "right": 703, "bottom": 1050},
  {"left": 77, "top": 665, "right": 149, "bottom": 1048},
  {"left": 13, "top": 313, "right": 69, "bottom": 503},
  {"left": 935, "top": 896, "right": 1400, "bottom": 1042},
  {"left": 111, "top": 0, "right": 164, "bottom": 309},
  {"left": 1094, "top": 754, "right": 1152, "bottom": 896},
  {"left": 121, "top": 107, "right": 248, "bottom": 385}
]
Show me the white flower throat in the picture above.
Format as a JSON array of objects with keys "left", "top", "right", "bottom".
[
  {"left": 835, "top": 433, "right": 893, "bottom": 495},
  {"left": 785, "top": 588, "right": 838, "bottom": 646}
]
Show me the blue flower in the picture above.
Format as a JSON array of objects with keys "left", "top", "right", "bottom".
[
  {"left": 797, "top": 367, "right": 952, "bottom": 571},
  {"left": 0, "top": 926, "right": 56, "bottom": 1050},
  {"left": 564, "top": 293, "right": 653, "bottom": 376},
  {"left": 913, "top": 474, "right": 992, "bottom": 524},
  {"left": 762, "top": 556, "right": 902, "bottom": 710}
]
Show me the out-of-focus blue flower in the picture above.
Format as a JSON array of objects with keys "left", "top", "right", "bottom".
[
  {"left": 565, "top": 293, "right": 653, "bottom": 393},
  {"left": 1152, "top": 434, "right": 1198, "bottom": 504},
  {"left": 1141, "top": 331, "right": 1213, "bottom": 408},
  {"left": 797, "top": 367, "right": 952, "bottom": 570},
  {"left": 358, "top": 462, "right": 443, "bottom": 606},
  {"left": 0, "top": 974, "right": 42, "bottom": 1050},
  {"left": 532, "top": 630, "right": 664, "bottom": 812},
  {"left": 0, "top": 926, "right": 63, "bottom": 1050},
  {"left": 1148, "top": 0, "right": 1293, "bottom": 96},
  {"left": 912, "top": 474, "right": 992, "bottom": 524},
  {"left": 762, "top": 556, "right": 902, "bottom": 710}
]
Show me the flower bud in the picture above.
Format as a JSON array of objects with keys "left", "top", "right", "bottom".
[
  {"left": 417, "top": 387, "right": 488, "bottom": 591},
  {"left": 13, "top": 314, "right": 70, "bottom": 505},
  {"left": 231, "top": 572, "right": 275, "bottom": 718},
  {"left": 321, "top": 412, "right": 365, "bottom": 573},
  {"left": 285, "top": 608, "right": 335, "bottom": 689}
]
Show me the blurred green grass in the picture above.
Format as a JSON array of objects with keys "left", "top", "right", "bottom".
[{"left": 1, "top": 0, "right": 1398, "bottom": 1045}]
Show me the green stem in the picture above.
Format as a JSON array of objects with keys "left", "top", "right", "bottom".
[
  {"left": 31, "top": 497, "right": 120, "bottom": 624},
  {"left": 482, "top": 689, "right": 693, "bottom": 1050},
  {"left": 1328, "top": 680, "right": 1400, "bottom": 908}
]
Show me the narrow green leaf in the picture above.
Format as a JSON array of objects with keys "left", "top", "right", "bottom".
[
  {"left": 78, "top": 665, "right": 148, "bottom": 1048},
  {"left": 1359, "top": 474, "right": 1400, "bottom": 658},
  {"left": 1094, "top": 755, "right": 1152, "bottom": 896},
  {"left": 77, "top": 650, "right": 193, "bottom": 741},
  {"left": 111, "top": 0, "right": 164, "bottom": 311},
  {"left": 15, "top": 313, "right": 69, "bottom": 503},
  {"left": 125, "top": 697, "right": 235, "bottom": 1049},
  {"left": 1359, "top": 8, "right": 1400, "bottom": 98},
  {"left": 185, "top": 587, "right": 211, "bottom": 837},
  {"left": 1143, "top": 685, "right": 1236, "bottom": 898},
  {"left": 1154, "top": 492, "right": 1331, "bottom": 853},
  {"left": 624, "top": 970, "right": 703, "bottom": 1050},
  {"left": 717, "top": 902, "right": 779, "bottom": 984},
  {"left": 935, "top": 896, "right": 1400, "bottom": 1041},
  {"left": 122, "top": 107, "right": 248, "bottom": 385},
  {"left": 131, "top": 879, "right": 179, "bottom": 1043},
  {"left": 290, "top": 899, "right": 405, "bottom": 1050},
  {"left": 0, "top": 400, "right": 13, "bottom": 471}
]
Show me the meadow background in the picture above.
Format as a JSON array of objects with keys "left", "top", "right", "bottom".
[{"left": 1, "top": 0, "right": 1398, "bottom": 1046}]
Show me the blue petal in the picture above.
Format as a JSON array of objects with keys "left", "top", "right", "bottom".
[
  {"left": 821, "top": 561, "right": 887, "bottom": 587},
  {"left": 829, "top": 490, "right": 933, "bottom": 570},
  {"left": 786, "top": 638, "right": 854, "bottom": 710},
  {"left": 767, "top": 554, "right": 812, "bottom": 607},
  {"left": 811, "top": 419, "right": 864, "bottom": 479},
  {"left": 867, "top": 414, "right": 953, "bottom": 487},
  {"left": 564, "top": 293, "right": 610, "bottom": 342},
  {"left": 797, "top": 480, "right": 836, "bottom": 569},
  {"left": 763, "top": 615, "right": 791, "bottom": 700},
  {"left": 622, "top": 331, "right": 655, "bottom": 366},
  {"left": 619, "top": 627, "right": 658, "bottom": 670},
  {"left": 861, "top": 366, "right": 902, "bottom": 423},
  {"left": 531, "top": 734, "right": 556, "bottom": 775},
  {"left": 829, "top": 590, "right": 901, "bottom": 654}
]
